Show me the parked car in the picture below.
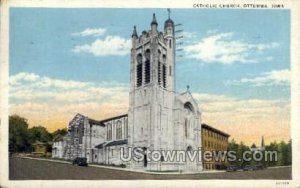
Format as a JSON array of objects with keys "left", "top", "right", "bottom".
[
  {"left": 226, "top": 165, "right": 241, "bottom": 172},
  {"left": 72, "top": 157, "right": 88, "bottom": 167},
  {"left": 252, "top": 164, "right": 264, "bottom": 170},
  {"left": 243, "top": 165, "right": 254, "bottom": 171},
  {"left": 243, "top": 164, "right": 265, "bottom": 171}
]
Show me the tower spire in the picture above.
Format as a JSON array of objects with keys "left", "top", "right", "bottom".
[
  {"left": 261, "top": 136, "right": 265, "bottom": 147},
  {"left": 168, "top": 8, "right": 170, "bottom": 19},
  {"left": 151, "top": 13, "right": 158, "bottom": 25},
  {"left": 132, "top": 25, "right": 138, "bottom": 38}
]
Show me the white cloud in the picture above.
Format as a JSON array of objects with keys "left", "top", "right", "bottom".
[
  {"left": 9, "top": 72, "right": 129, "bottom": 130},
  {"left": 10, "top": 72, "right": 39, "bottom": 85},
  {"left": 72, "top": 36, "right": 131, "bottom": 56},
  {"left": 10, "top": 72, "right": 91, "bottom": 90},
  {"left": 184, "top": 32, "right": 279, "bottom": 64},
  {"left": 71, "top": 28, "right": 107, "bottom": 37},
  {"left": 10, "top": 72, "right": 129, "bottom": 102},
  {"left": 225, "top": 69, "right": 290, "bottom": 87}
]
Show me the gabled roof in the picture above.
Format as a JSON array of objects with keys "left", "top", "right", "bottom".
[
  {"left": 88, "top": 118, "right": 104, "bottom": 126},
  {"left": 106, "top": 139, "right": 128, "bottom": 147},
  {"left": 70, "top": 113, "right": 128, "bottom": 127},
  {"left": 52, "top": 134, "right": 65, "bottom": 142},
  {"left": 95, "top": 139, "right": 128, "bottom": 149},
  {"left": 95, "top": 142, "right": 106, "bottom": 149},
  {"left": 99, "top": 114, "right": 128, "bottom": 123}
]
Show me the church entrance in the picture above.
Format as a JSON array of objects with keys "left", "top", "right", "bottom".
[
  {"left": 144, "top": 154, "right": 147, "bottom": 167},
  {"left": 143, "top": 147, "right": 147, "bottom": 167}
]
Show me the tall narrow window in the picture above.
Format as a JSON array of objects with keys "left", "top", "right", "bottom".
[
  {"left": 169, "top": 66, "right": 172, "bottom": 76},
  {"left": 145, "top": 60, "right": 150, "bottom": 84},
  {"left": 116, "top": 121, "right": 122, "bottom": 140},
  {"left": 136, "top": 54, "right": 143, "bottom": 87},
  {"left": 158, "top": 61, "right": 161, "bottom": 85},
  {"left": 158, "top": 50, "right": 161, "bottom": 62},
  {"left": 184, "top": 119, "right": 188, "bottom": 138},
  {"left": 145, "top": 50, "right": 151, "bottom": 84},
  {"left": 107, "top": 123, "right": 112, "bottom": 141},
  {"left": 169, "top": 40, "right": 172, "bottom": 48},
  {"left": 163, "top": 64, "right": 166, "bottom": 88},
  {"left": 125, "top": 119, "right": 128, "bottom": 138}
]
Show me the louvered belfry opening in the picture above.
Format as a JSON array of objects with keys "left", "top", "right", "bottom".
[
  {"left": 136, "top": 53, "right": 143, "bottom": 87},
  {"left": 162, "top": 64, "right": 166, "bottom": 88},
  {"left": 158, "top": 61, "right": 161, "bottom": 85},
  {"left": 145, "top": 49, "right": 151, "bottom": 84}
]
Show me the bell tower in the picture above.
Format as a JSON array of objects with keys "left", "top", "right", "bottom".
[{"left": 128, "top": 13, "right": 176, "bottom": 171}]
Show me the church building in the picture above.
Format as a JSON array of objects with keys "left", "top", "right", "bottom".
[{"left": 53, "top": 13, "right": 204, "bottom": 172}]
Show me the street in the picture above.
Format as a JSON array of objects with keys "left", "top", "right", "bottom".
[{"left": 9, "top": 157, "right": 291, "bottom": 180}]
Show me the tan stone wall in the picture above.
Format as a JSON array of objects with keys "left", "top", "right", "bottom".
[{"left": 202, "top": 127, "right": 229, "bottom": 170}]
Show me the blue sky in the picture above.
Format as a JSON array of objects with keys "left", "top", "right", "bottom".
[
  {"left": 10, "top": 8, "right": 290, "bottom": 100},
  {"left": 9, "top": 8, "right": 290, "bottom": 144}
]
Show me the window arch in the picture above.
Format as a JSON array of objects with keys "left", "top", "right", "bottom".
[
  {"left": 158, "top": 49, "right": 161, "bottom": 61},
  {"left": 145, "top": 49, "right": 150, "bottom": 61},
  {"left": 137, "top": 53, "right": 143, "bottom": 64},
  {"left": 184, "top": 102, "right": 194, "bottom": 113},
  {"left": 162, "top": 54, "right": 166, "bottom": 62}
]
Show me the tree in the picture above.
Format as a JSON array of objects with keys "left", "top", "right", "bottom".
[
  {"left": 228, "top": 139, "right": 292, "bottom": 167},
  {"left": 265, "top": 141, "right": 278, "bottom": 167},
  {"left": 237, "top": 142, "right": 250, "bottom": 167},
  {"left": 286, "top": 140, "right": 292, "bottom": 166},
  {"left": 227, "top": 139, "right": 239, "bottom": 165},
  {"left": 9, "top": 115, "right": 30, "bottom": 152},
  {"left": 28, "top": 126, "right": 52, "bottom": 144},
  {"left": 51, "top": 128, "right": 67, "bottom": 140}
]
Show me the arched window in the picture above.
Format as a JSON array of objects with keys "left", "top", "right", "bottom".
[
  {"left": 74, "top": 127, "right": 78, "bottom": 135},
  {"left": 145, "top": 61, "right": 150, "bottom": 84},
  {"left": 184, "top": 102, "right": 194, "bottom": 113},
  {"left": 145, "top": 49, "right": 150, "bottom": 61},
  {"left": 162, "top": 54, "right": 167, "bottom": 88},
  {"left": 137, "top": 53, "right": 143, "bottom": 64},
  {"left": 162, "top": 54, "right": 166, "bottom": 63},
  {"left": 136, "top": 54, "right": 143, "bottom": 87},
  {"left": 116, "top": 121, "right": 122, "bottom": 140},
  {"left": 162, "top": 64, "right": 166, "bottom": 88},
  {"left": 158, "top": 61, "right": 161, "bottom": 85},
  {"left": 107, "top": 123, "right": 112, "bottom": 141},
  {"left": 145, "top": 50, "right": 151, "bottom": 84},
  {"left": 158, "top": 49, "right": 161, "bottom": 61}
]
